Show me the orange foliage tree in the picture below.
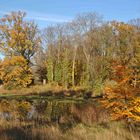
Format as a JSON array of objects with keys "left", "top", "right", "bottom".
[{"left": 102, "top": 60, "right": 140, "bottom": 122}]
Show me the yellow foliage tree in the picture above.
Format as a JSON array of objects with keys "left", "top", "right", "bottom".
[
  {"left": 111, "top": 21, "right": 138, "bottom": 65},
  {"left": 0, "top": 11, "right": 41, "bottom": 64},
  {"left": 0, "top": 11, "right": 41, "bottom": 88},
  {"left": 0, "top": 56, "right": 33, "bottom": 89}
]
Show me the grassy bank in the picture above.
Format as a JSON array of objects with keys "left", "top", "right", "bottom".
[
  {"left": 0, "top": 120, "right": 139, "bottom": 140},
  {"left": 0, "top": 85, "right": 98, "bottom": 100}
]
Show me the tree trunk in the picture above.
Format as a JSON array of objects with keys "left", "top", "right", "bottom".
[{"left": 72, "top": 45, "right": 77, "bottom": 87}]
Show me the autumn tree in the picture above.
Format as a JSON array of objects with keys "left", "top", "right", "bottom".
[
  {"left": 0, "top": 11, "right": 41, "bottom": 88},
  {"left": 109, "top": 21, "right": 138, "bottom": 64},
  {"left": 0, "top": 56, "right": 33, "bottom": 89},
  {"left": 0, "top": 11, "right": 41, "bottom": 64},
  {"left": 102, "top": 60, "right": 140, "bottom": 122}
]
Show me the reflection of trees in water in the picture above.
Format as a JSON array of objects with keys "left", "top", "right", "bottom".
[
  {"left": 51, "top": 101, "right": 72, "bottom": 123},
  {"left": 0, "top": 99, "right": 107, "bottom": 125},
  {"left": 70, "top": 103, "right": 99, "bottom": 125}
]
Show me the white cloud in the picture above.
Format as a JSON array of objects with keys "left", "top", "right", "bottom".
[
  {"left": 0, "top": 11, "right": 9, "bottom": 15},
  {"left": 0, "top": 10, "right": 72, "bottom": 23},
  {"left": 26, "top": 11, "right": 72, "bottom": 22},
  {"left": 26, "top": 15, "right": 71, "bottom": 22}
]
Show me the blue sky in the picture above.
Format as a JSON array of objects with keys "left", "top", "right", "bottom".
[{"left": 0, "top": 0, "right": 140, "bottom": 28}]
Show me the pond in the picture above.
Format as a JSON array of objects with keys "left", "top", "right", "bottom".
[{"left": 0, "top": 97, "right": 108, "bottom": 128}]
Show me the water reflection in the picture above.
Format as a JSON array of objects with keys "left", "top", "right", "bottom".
[{"left": 0, "top": 99, "right": 107, "bottom": 126}]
